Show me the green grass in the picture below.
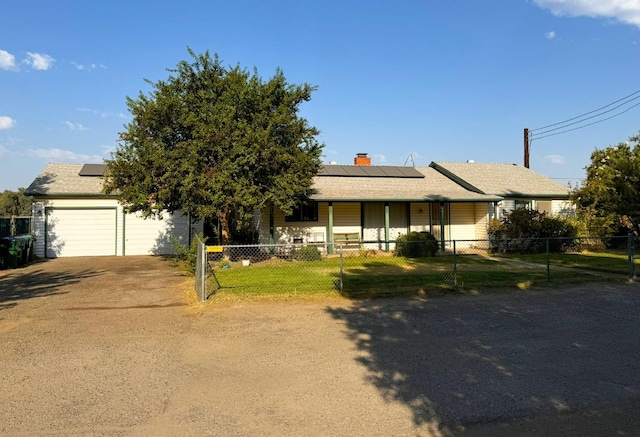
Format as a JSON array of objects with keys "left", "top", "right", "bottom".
[{"left": 204, "top": 250, "right": 635, "bottom": 301}]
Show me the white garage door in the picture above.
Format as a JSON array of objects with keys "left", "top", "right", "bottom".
[
  {"left": 46, "top": 208, "right": 117, "bottom": 258},
  {"left": 124, "top": 212, "right": 189, "bottom": 255}
]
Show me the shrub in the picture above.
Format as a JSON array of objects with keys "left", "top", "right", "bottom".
[
  {"left": 295, "top": 245, "right": 322, "bottom": 261},
  {"left": 169, "top": 232, "right": 206, "bottom": 272},
  {"left": 395, "top": 231, "right": 438, "bottom": 258},
  {"left": 488, "top": 209, "right": 578, "bottom": 253}
]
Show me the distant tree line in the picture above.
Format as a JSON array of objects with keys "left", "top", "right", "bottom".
[{"left": 0, "top": 188, "right": 32, "bottom": 217}]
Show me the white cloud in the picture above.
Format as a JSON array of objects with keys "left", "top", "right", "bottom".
[
  {"left": 26, "top": 148, "right": 104, "bottom": 162},
  {"left": 76, "top": 107, "right": 127, "bottom": 119},
  {"left": 0, "top": 116, "right": 16, "bottom": 130},
  {"left": 546, "top": 31, "right": 557, "bottom": 39},
  {"left": 0, "top": 49, "right": 16, "bottom": 70},
  {"left": 64, "top": 121, "right": 88, "bottom": 131},
  {"left": 24, "top": 52, "right": 55, "bottom": 70},
  {"left": 71, "top": 61, "right": 107, "bottom": 71},
  {"left": 374, "top": 154, "right": 387, "bottom": 163},
  {"left": 533, "top": 0, "right": 640, "bottom": 28},
  {"left": 545, "top": 154, "right": 566, "bottom": 164}
]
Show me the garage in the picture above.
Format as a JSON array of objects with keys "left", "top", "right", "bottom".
[
  {"left": 45, "top": 207, "right": 118, "bottom": 258},
  {"left": 123, "top": 212, "right": 191, "bottom": 256},
  {"left": 26, "top": 163, "right": 197, "bottom": 259}
]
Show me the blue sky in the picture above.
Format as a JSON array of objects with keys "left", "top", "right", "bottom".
[{"left": 1, "top": 0, "right": 639, "bottom": 191}]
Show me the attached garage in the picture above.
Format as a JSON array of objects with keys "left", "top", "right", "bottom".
[
  {"left": 45, "top": 207, "right": 118, "bottom": 257},
  {"left": 26, "top": 163, "right": 199, "bottom": 258}
]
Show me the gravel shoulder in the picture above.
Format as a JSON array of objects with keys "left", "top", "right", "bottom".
[{"left": 1, "top": 257, "right": 640, "bottom": 436}]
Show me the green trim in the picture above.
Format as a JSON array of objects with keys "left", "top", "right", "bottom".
[
  {"left": 429, "top": 163, "right": 485, "bottom": 194},
  {"left": 499, "top": 194, "right": 570, "bottom": 199},
  {"left": 440, "top": 202, "right": 446, "bottom": 252},
  {"left": 44, "top": 206, "right": 118, "bottom": 258},
  {"left": 29, "top": 193, "right": 119, "bottom": 198},
  {"left": 122, "top": 210, "right": 126, "bottom": 256},
  {"left": 311, "top": 196, "right": 502, "bottom": 203},
  {"left": 328, "top": 202, "right": 334, "bottom": 254},
  {"left": 360, "top": 203, "right": 365, "bottom": 240},
  {"left": 384, "top": 202, "right": 390, "bottom": 252},
  {"left": 406, "top": 202, "right": 411, "bottom": 233}
]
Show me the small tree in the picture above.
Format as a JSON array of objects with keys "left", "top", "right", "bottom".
[{"left": 104, "top": 48, "right": 323, "bottom": 244}]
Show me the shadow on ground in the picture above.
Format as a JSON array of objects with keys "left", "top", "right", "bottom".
[
  {"left": 327, "top": 285, "right": 640, "bottom": 435},
  {"left": 0, "top": 262, "right": 100, "bottom": 310}
]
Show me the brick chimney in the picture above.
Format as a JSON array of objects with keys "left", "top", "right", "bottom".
[{"left": 354, "top": 153, "right": 371, "bottom": 166}]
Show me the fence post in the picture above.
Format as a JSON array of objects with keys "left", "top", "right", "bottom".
[
  {"left": 546, "top": 238, "right": 550, "bottom": 281},
  {"left": 453, "top": 240, "right": 457, "bottom": 287},
  {"left": 201, "top": 239, "right": 207, "bottom": 301},
  {"left": 628, "top": 234, "right": 635, "bottom": 281},
  {"left": 339, "top": 244, "right": 344, "bottom": 293}
]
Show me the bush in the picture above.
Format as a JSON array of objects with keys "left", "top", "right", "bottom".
[
  {"left": 169, "top": 232, "right": 205, "bottom": 272},
  {"left": 395, "top": 231, "right": 438, "bottom": 258},
  {"left": 488, "top": 209, "right": 578, "bottom": 253},
  {"left": 295, "top": 245, "right": 322, "bottom": 261}
]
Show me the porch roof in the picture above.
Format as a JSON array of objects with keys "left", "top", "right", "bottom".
[{"left": 310, "top": 166, "right": 502, "bottom": 202}]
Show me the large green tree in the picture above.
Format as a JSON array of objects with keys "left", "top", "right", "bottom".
[
  {"left": 0, "top": 188, "right": 32, "bottom": 217},
  {"left": 104, "top": 49, "right": 324, "bottom": 243},
  {"left": 572, "top": 132, "right": 640, "bottom": 236}
]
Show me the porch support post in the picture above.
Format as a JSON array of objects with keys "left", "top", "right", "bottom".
[
  {"left": 440, "top": 202, "right": 446, "bottom": 252},
  {"left": 384, "top": 202, "right": 390, "bottom": 252},
  {"left": 269, "top": 204, "right": 275, "bottom": 244},
  {"left": 406, "top": 202, "right": 411, "bottom": 234},
  {"left": 328, "top": 202, "right": 334, "bottom": 254},
  {"left": 360, "top": 203, "right": 365, "bottom": 241}
]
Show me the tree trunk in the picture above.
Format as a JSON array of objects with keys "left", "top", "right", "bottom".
[{"left": 218, "top": 209, "right": 232, "bottom": 245}]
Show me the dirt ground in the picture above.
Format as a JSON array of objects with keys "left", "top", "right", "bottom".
[{"left": 1, "top": 257, "right": 640, "bottom": 436}]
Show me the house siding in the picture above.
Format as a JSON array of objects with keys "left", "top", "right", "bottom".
[
  {"left": 409, "top": 202, "right": 430, "bottom": 233},
  {"left": 450, "top": 203, "right": 475, "bottom": 242}
]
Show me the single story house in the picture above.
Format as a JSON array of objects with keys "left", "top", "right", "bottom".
[
  {"left": 257, "top": 154, "right": 571, "bottom": 250},
  {"left": 26, "top": 163, "right": 199, "bottom": 258},
  {"left": 25, "top": 154, "right": 571, "bottom": 258}
]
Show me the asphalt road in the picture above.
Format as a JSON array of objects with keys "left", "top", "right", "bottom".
[{"left": 1, "top": 257, "right": 639, "bottom": 436}]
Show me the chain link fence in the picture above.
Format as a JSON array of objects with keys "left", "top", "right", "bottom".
[{"left": 194, "top": 236, "right": 639, "bottom": 302}]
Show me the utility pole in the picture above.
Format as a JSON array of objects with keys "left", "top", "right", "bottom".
[{"left": 524, "top": 128, "right": 530, "bottom": 168}]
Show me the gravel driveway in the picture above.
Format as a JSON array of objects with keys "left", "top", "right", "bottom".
[{"left": 1, "top": 257, "right": 640, "bottom": 436}]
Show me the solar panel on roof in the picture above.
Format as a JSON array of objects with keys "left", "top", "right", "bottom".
[
  {"left": 78, "top": 164, "right": 107, "bottom": 176},
  {"left": 319, "top": 164, "right": 424, "bottom": 178},
  {"left": 361, "top": 167, "right": 386, "bottom": 177}
]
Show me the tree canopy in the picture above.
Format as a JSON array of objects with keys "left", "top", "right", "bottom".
[
  {"left": 104, "top": 49, "right": 324, "bottom": 243},
  {"left": 0, "top": 188, "right": 32, "bottom": 217},
  {"left": 572, "top": 132, "right": 640, "bottom": 236}
]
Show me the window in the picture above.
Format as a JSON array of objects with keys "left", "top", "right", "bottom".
[
  {"left": 285, "top": 202, "right": 318, "bottom": 222},
  {"left": 514, "top": 200, "right": 531, "bottom": 210}
]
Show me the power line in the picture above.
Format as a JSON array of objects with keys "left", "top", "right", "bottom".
[
  {"left": 532, "top": 101, "right": 640, "bottom": 141},
  {"left": 530, "top": 88, "right": 640, "bottom": 133}
]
